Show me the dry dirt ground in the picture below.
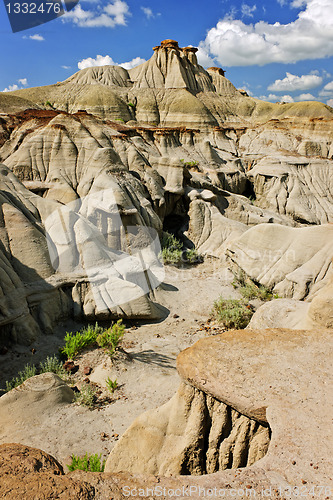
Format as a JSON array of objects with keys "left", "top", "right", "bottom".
[{"left": 0, "top": 258, "right": 240, "bottom": 469}]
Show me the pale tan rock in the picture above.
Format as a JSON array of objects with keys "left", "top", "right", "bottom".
[
  {"left": 248, "top": 156, "right": 333, "bottom": 224},
  {"left": 104, "top": 327, "right": 333, "bottom": 493},
  {"left": 0, "top": 374, "right": 74, "bottom": 445},
  {"left": 226, "top": 223, "right": 333, "bottom": 299},
  {"left": 105, "top": 381, "right": 270, "bottom": 476},
  {"left": 305, "top": 267, "right": 333, "bottom": 329},
  {"left": 248, "top": 299, "right": 309, "bottom": 329}
]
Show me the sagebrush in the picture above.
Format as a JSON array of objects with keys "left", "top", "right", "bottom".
[{"left": 212, "top": 298, "right": 253, "bottom": 329}]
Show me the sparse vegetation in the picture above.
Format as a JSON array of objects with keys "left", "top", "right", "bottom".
[
  {"left": 39, "top": 355, "right": 65, "bottom": 377},
  {"left": 106, "top": 377, "right": 118, "bottom": 392},
  {"left": 97, "top": 320, "right": 125, "bottom": 355},
  {"left": 5, "top": 364, "right": 37, "bottom": 392},
  {"left": 62, "top": 323, "right": 104, "bottom": 359},
  {"left": 212, "top": 269, "right": 279, "bottom": 330},
  {"left": 74, "top": 385, "right": 96, "bottom": 408},
  {"left": 232, "top": 268, "right": 275, "bottom": 301},
  {"left": 160, "top": 232, "right": 202, "bottom": 266},
  {"left": 45, "top": 100, "right": 54, "bottom": 108},
  {"left": 61, "top": 321, "right": 125, "bottom": 360},
  {"left": 212, "top": 298, "right": 253, "bottom": 329},
  {"left": 67, "top": 453, "right": 105, "bottom": 472},
  {"left": 128, "top": 102, "right": 135, "bottom": 108},
  {"left": 160, "top": 232, "right": 183, "bottom": 265},
  {"left": 180, "top": 159, "right": 199, "bottom": 168}
]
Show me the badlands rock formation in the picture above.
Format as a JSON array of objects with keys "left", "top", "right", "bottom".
[
  {"left": 0, "top": 38, "right": 332, "bottom": 498},
  {"left": 0, "top": 41, "right": 332, "bottom": 342},
  {"left": 105, "top": 328, "right": 333, "bottom": 494}
]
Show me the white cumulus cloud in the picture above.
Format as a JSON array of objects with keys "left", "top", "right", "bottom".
[
  {"left": 259, "top": 93, "right": 294, "bottom": 103},
  {"left": 296, "top": 93, "right": 317, "bottom": 100},
  {"left": 2, "top": 84, "right": 19, "bottom": 92},
  {"left": 121, "top": 57, "right": 146, "bottom": 69},
  {"left": 2, "top": 78, "right": 28, "bottom": 92},
  {"left": 78, "top": 54, "right": 145, "bottom": 70},
  {"left": 319, "top": 81, "right": 333, "bottom": 96},
  {"left": 199, "top": 0, "right": 333, "bottom": 66},
  {"left": 63, "top": 0, "right": 130, "bottom": 28},
  {"left": 268, "top": 72, "right": 323, "bottom": 92}
]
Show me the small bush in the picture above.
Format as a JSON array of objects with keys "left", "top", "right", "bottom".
[
  {"left": 39, "top": 355, "right": 65, "bottom": 377},
  {"left": 128, "top": 102, "right": 135, "bottom": 108},
  {"left": 212, "top": 298, "right": 253, "bottom": 329},
  {"left": 5, "top": 364, "right": 37, "bottom": 392},
  {"left": 67, "top": 453, "right": 105, "bottom": 472},
  {"left": 106, "top": 377, "right": 118, "bottom": 392},
  {"left": 74, "top": 385, "right": 96, "bottom": 408},
  {"left": 184, "top": 248, "right": 203, "bottom": 264},
  {"left": 160, "top": 247, "right": 183, "bottom": 265},
  {"left": 160, "top": 232, "right": 202, "bottom": 266},
  {"left": 62, "top": 323, "right": 104, "bottom": 359},
  {"left": 97, "top": 320, "right": 125, "bottom": 355}
]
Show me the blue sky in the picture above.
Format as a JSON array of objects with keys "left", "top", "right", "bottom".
[{"left": 1, "top": 0, "right": 333, "bottom": 106}]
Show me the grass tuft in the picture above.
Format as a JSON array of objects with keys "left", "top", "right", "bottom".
[
  {"left": 39, "top": 355, "right": 65, "bottom": 377},
  {"left": 74, "top": 385, "right": 96, "bottom": 408},
  {"left": 67, "top": 453, "right": 105, "bottom": 472},
  {"left": 106, "top": 377, "right": 118, "bottom": 392}
]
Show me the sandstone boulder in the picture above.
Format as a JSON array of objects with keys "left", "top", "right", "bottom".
[{"left": 0, "top": 373, "right": 74, "bottom": 446}]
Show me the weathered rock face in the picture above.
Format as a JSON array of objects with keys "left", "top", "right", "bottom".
[
  {"left": 105, "top": 381, "right": 270, "bottom": 476},
  {"left": 106, "top": 328, "right": 333, "bottom": 492},
  {"left": 226, "top": 223, "right": 333, "bottom": 299},
  {"left": 248, "top": 157, "right": 333, "bottom": 224}
]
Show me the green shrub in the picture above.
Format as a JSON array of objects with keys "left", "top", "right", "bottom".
[
  {"left": 128, "top": 102, "right": 135, "bottom": 108},
  {"left": 67, "top": 453, "right": 105, "bottom": 472},
  {"left": 97, "top": 320, "right": 125, "bottom": 355},
  {"left": 232, "top": 269, "right": 273, "bottom": 301},
  {"left": 39, "top": 355, "right": 65, "bottom": 377},
  {"left": 106, "top": 377, "right": 118, "bottom": 392},
  {"left": 74, "top": 385, "right": 96, "bottom": 408},
  {"left": 160, "top": 246, "right": 183, "bottom": 265},
  {"left": 212, "top": 298, "right": 253, "bottom": 329},
  {"left": 5, "top": 364, "right": 37, "bottom": 392},
  {"left": 160, "top": 232, "right": 202, "bottom": 266},
  {"left": 62, "top": 323, "right": 103, "bottom": 359},
  {"left": 184, "top": 248, "right": 203, "bottom": 264}
]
